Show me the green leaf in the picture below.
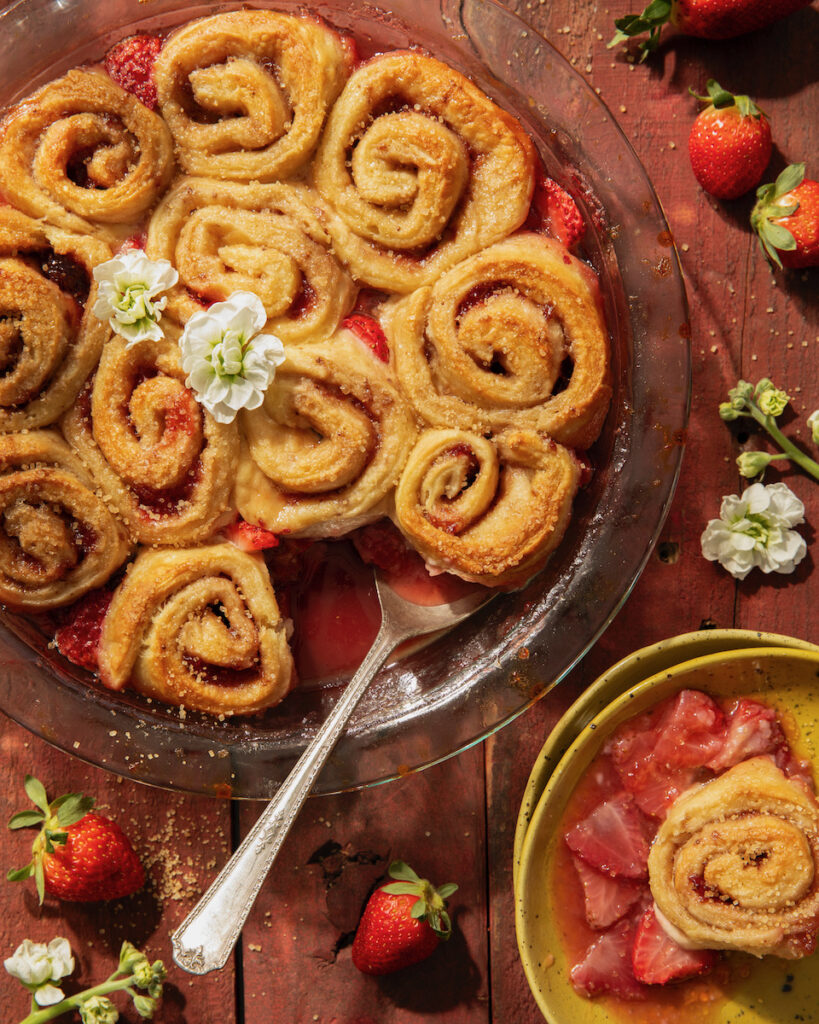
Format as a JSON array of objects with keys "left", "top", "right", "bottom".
[
  {"left": 760, "top": 220, "right": 797, "bottom": 251},
  {"left": 410, "top": 898, "right": 426, "bottom": 919},
  {"left": 382, "top": 882, "right": 422, "bottom": 896},
  {"left": 56, "top": 794, "right": 94, "bottom": 827},
  {"left": 24, "top": 775, "right": 50, "bottom": 816},
  {"left": 34, "top": 859, "right": 45, "bottom": 904},
  {"left": 437, "top": 883, "right": 459, "bottom": 900},
  {"left": 8, "top": 810, "right": 44, "bottom": 830},
  {"left": 774, "top": 163, "right": 805, "bottom": 198},
  {"left": 388, "top": 861, "right": 421, "bottom": 884},
  {"left": 45, "top": 829, "right": 68, "bottom": 846},
  {"left": 7, "top": 864, "right": 33, "bottom": 881}
]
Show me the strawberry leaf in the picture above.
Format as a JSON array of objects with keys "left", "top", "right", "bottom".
[
  {"left": 388, "top": 860, "right": 421, "bottom": 884},
  {"left": 7, "top": 864, "right": 33, "bottom": 881},
  {"left": 774, "top": 163, "right": 805, "bottom": 198},
  {"left": 8, "top": 810, "right": 45, "bottom": 829},
  {"left": 761, "top": 221, "right": 797, "bottom": 251},
  {"left": 410, "top": 898, "right": 427, "bottom": 919},
  {"left": 382, "top": 882, "right": 423, "bottom": 896},
  {"left": 24, "top": 775, "right": 50, "bottom": 815},
  {"left": 56, "top": 794, "right": 94, "bottom": 827},
  {"left": 437, "top": 882, "right": 459, "bottom": 900}
]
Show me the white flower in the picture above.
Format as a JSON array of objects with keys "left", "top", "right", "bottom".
[
  {"left": 92, "top": 249, "right": 178, "bottom": 347},
  {"left": 701, "top": 481, "right": 807, "bottom": 580},
  {"left": 808, "top": 409, "right": 819, "bottom": 445},
  {"left": 5, "top": 937, "right": 75, "bottom": 1005},
  {"left": 179, "top": 291, "right": 285, "bottom": 424}
]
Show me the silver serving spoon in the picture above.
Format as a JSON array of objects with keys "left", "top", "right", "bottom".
[{"left": 171, "top": 571, "right": 490, "bottom": 975}]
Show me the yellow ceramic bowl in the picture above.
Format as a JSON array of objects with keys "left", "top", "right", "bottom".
[
  {"left": 513, "top": 629, "right": 819, "bottom": 884},
  {"left": 515, "top": 646, "right": 819, "bottom": 1024}
]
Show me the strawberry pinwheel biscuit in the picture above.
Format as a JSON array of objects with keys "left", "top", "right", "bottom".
[
  {"left": 388, "top": 234, "right": 611, "bottom": 450},
  {"left": 235, "top": 334, "right": 418, "bottom": 537},
  {"left": 649, "top": 757, "right": 819, "bottom": 959},
  {"left": 146, "top": 177, "right": 355, "bottom": 344},
  {"left": 153, "top": 10, "right": 353, "bottom": 182},
  {"left": 394, "top": 428, "right": 580, "bottom": 587},
  {"left": 0, "top": 208, "right": 110, "bottom": 432},
  {"left": 61, "top": 332, "right": 238, "bottom": 546},
  {"left": 0, "top": 431, "right": 131, "bottom": 610},
  {"left": 312, "top": 51, "right": 535, "bottom": 292},
  {"left": 98, "top": 544, "right": 293, "bottom": 715},
  {"left": 0, "top": 70, "right": 174, "bottom": 243}
]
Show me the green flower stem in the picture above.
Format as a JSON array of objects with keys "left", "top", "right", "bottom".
[
  {"left": 746, "top": 405, "right": 819, "bottom": 482},
  {"left": 19, "top": 974, "right": 133, "bottom": 1024}
]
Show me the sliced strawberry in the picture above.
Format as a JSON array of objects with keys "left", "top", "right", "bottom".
[
  {"left": 353, "top": 520, "right": 418, "bottom": 577},
  {"left": 572, "top": 855, "right": 646, "bottom": 930},
  {"left": 706, "top": 698, "right": 785, "bottom": 772},
  {"left": 570, "top": 915, "right": 647, "bottom": 1000},
  {"left": 527, "top": 173, "right": 585, "bottom": 248},
  {"left": 774, "top": 745, "right": 817, "bottom": 794},
  {"left": 225, "top": 519, "right": 280, "bottom": 552},
  {"left": 103, "top": 34, "right": 163, "bottom": 109},
  {"left": 629, "top": 765, "right": 700, "bottom": 819},
  {"left": 652, "top": 690, "right": 725, "bottom": 767},
  {"left": 342, "top": 313, "right": 389, "bottom": 362},
  {"left": 565, "top": 792, "right": 650, "bottom": 879},
  {"left": 631, "top": 905, "right": 718, "bottom": 985},
  {"left": 55, "top": 589, "right": 113, "bottom": 671}
]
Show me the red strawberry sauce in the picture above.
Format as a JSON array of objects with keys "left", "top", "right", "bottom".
[{"left": 552, "top": 689, "right": 812, "bottom": 1023}]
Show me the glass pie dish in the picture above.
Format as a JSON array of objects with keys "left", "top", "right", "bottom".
[{"left": 0, "top": 0, "right": 690, "bottom": 798}]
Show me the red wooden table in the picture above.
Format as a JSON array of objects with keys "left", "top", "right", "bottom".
[{"left": 1, "top": 1, "right": 817, "bottom": 1021}]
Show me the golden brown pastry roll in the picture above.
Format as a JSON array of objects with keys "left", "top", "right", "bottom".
[
  {"left": 146, "top": 177, "right": 355, "bottom": 344},
  {"left": 388, "top": 234, "right": 611, "bottom": 450},
  {"left": 0, "top": 208, "right": 111, "bottom": 432},
  {"left": 648, "top": 757, "right": 819, "bottom": 959},
  {"left": 312, "top": 51, "right": 535, "bottom": 292},
  {"left": 0, "top": 70, "right": 174, "bottom": 242},
  {"left": 235, "top": 334, "right": 418, "bottom": 536},
  {"left": 97, "top": 544, "right": 293, "bottom": 715},
  {"left": 0, "top": 430, "right": 131, "bottom": 610},
  {"left": 61, "top": 331, "right": 237, "bottom": 546},
  {"left": 153, "top": 10, "right": 352, "bottom": 182},
  {"left": 394, "top": 428, "right": 580, "bottom": 587}
]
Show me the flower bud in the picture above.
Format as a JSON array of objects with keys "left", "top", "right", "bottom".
[
  {"left": 757, "top": 386, "right": 789, "bottom": 418},
  {"left": 737, "top": 450, "right": 773, "bottom": 478},
  {"left": 719, "top": 402, "right": 741, "bottom": 422},
  {"left": 79, "top": 995, "right": 120, "bottom": 1024},
  {"left": 808, "top": 410, "right": 819, "bottom": 445}
]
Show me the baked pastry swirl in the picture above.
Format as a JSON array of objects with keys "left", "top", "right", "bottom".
[
  {"left": 388, "top": 234, "right": 611, "bottom": 449},
  {"left": 235, "top": 334, "right": 418, "bottom": 536},
  {"left": 146, "top": 177, "right": 355, "bottom": 344},
  {"left": 312, "top": 51, "right": 535, "bottom": 292},
  {"left": 0, "top": 70, "right": 174, "bottom": 242},
  {"left": 0, "top": 430, "right": 131, "bottom": 610},
  {"left": 97, "top": 544, "right": 293, "bottom": 715},
  {"left": 61, "top": 333, "right": 238, "bottom": 546},
  {"left": 648, "top": 757, "right": 819, "bottom": 959},
  {"left": 394, "top": 428, "right": 580, "bottom": 586},
  {"left": 0, "top": 208, "right": 111, "bottom": 432},
  {"left": 153, "top": 10, "right": 352, "bottom": 182}
]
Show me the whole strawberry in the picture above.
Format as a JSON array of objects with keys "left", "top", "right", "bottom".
[
  {"left": 751, "top": 163, "right": 819, "bottom": 269},
  {"left": 351, "top": 860, "right": 458, "bottom": 975},
  {"left": 610, "top": 0, "right": 811, "bottom": 58},
  {"left": 7, "top": 775, "right": 145, "bottom": 903},
  {"left": 688, "top": 80, "right": 771, "bottom": 199}
]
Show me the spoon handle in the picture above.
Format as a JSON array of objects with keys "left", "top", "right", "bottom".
[{"left": 171, "top": 618, "right": 403, "bottom": 975}]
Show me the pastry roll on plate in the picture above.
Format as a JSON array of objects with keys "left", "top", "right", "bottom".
[
  {"left": 98, "top": 544, "right": 293, "bottom": 716},
  {"left": 394, "top": 427, "right": 580, "bottom": 587},
  {"left": 648, "top": 756, "right": 819, "bottom": 959}
]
